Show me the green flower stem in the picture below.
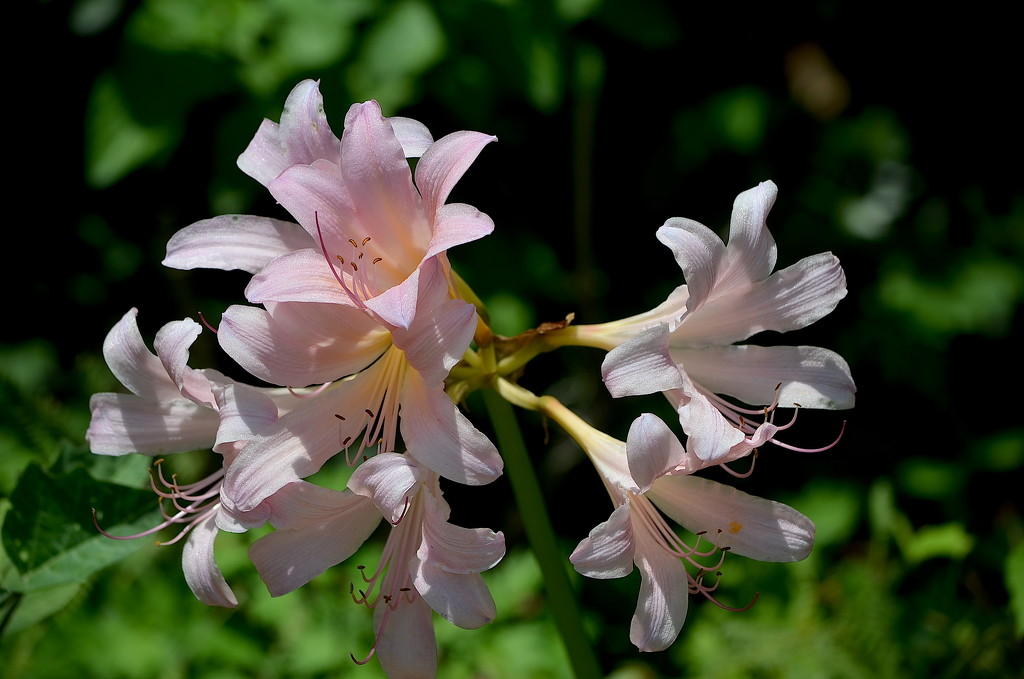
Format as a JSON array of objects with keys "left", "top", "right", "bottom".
[{"left": 482, "top": 386, "right": 603, "bottom": 679}]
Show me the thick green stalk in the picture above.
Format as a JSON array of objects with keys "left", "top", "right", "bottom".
[{"left": 482, "top": 388, "right": 603, "bottom": 679}]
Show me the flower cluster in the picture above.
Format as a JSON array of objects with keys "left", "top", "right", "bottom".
[{"left": 88, "top": 79, "right": 854, "bottom": 676}]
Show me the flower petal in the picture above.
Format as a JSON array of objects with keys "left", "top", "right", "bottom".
[
  {"left": 630, "top": 520, "right": 689, "bottom": 652},
  {"left": 673, "top": 252, "right": 847, "bottom": 346},
  {"left": 389, "top": 116, "right": 433, "bottom": 158},
  {"left": 417, "top": 495, "right": 505, "bottom": 573},
  {"left": 101, "top": 308, "right": 181, "bottom": 401},
  {"left": 347, "top": 452, "right": 420, "bottom": 522},
  {"left": 648, "top": 474, "right": 815, "bottom": 562},
  {"left": 249, "top": 483, "right": 380, "bottom": 596},
  {"left": 392, "top": 297, "right": 477, "bottom": 385},
  {"left": 668, "top": 372, "right": 745, "bottom": 462},
  {"left": 162, "top": 215, "right": 314, "bottom": 273},
  {"left": 570, "top": 504, "right": 635, "bottom": 578},
  {"left": 182, "top": 513, "right": 237, "bottom": 607},
  {"left": 87, "top": 393, "right": 220, "bottom": 455},
  {"left": 413, "top": 562, "right": 497, "bottom": 629},
  {"left": 602, "top": 323, "right": 684, "bottom": 398},
  {"left": 677, "top": 344, "right": 856, "bottom": 410},
  {"left": 153, "top": 318, "right": 216, "bottom": 409},
  {"left": 374, "top": 596, "right": 437, "bottom": 679},
  {"left": 656, "top": 218, "right": 726, "bottom": 315},
  {"left": 223, "top": 380, "right": 376, "bottom": 511},
  {"left": 424, "top": 202, "right": 495, "bottom": 260},
  {"left": 236, "top": 79, "right": 340, "bottom": 186},
  {"left": 341, "top": 100, "right": 432, "bottom": 257},
  {"left": 213, "top": 383, "right": 281, "bottom": 456},
  {"left": 718, "top": 180, "right": 779, "bottom": 290},
  {"left": 626, "top": 414, "right": 688, "bottom": 491},
  {"left": 415, "top": 130, "right": 496, "bottom": 221},
  {"left": 243, "top": 248, "right": 357, "bottom": 306},
  {"left": 399, "top": 370, "right": 503, "bottom": 486},
  {"left": 218, "top": 303, "right": 389, "bottom": 387}
]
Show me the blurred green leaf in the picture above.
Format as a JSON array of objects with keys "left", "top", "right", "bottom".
[
  {"left": 878, "top": 256, "right": 1024, "bottom": 338},
  {"left": 85, "top": 74, "right": 174, "bottom": 189},
  {"left": 896, "top": 457, "right": 965, "bottom": 500},
  {"left": 900, "top": 523, "right": 974, "bottom": 565},
  {"left": 973, "top": 429, "right": 1024, "bottom": 472},
  {"left": 348, "top": 0, "right": 446, "bottom": 109},
  {"left": 787, "top": 481, "right": 861, "bottom": 548},
  {"left": 1007, "top": 542, "right": 1024, "bottom": 637}
]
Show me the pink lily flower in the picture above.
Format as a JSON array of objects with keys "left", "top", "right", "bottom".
[
  {"left": 597, "top": 181, "right": 856, "bottom": 461},
  {"left": 250, "top": 454, "right": 504, "bottom": 679},
  {"left": 567, "top": 411, "right": 814, "bottom": 652},
  {"left": 161, "top": 80, "right": 503, "bottom": 506},
  {"left": 163, "top": 79, "right": 435, "bottom": 277},
  {"left": 87, "top": 308, "right": 294, "bottom": 607}
]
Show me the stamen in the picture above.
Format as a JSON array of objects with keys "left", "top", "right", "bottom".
[
  {"left": 315, "top": 212, "right": 366, "bottom": 308},
  {"left": 197, "top": 311, "right": 218, "bottom": 334},
  {"left": 770, "top": 420, "right": 847, "bottom": 453}
]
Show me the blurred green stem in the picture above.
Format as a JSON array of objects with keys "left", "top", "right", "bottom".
[{"left": 482, "top": 388, "right": 602, "bottom": 679}]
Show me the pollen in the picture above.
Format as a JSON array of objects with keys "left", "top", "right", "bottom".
[{"left": 728, "top": 520, "right": 744, "bottom": 534}]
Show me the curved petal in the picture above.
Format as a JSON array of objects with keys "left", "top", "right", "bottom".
[
  {"left": 718, "top": 180, "right": 778, "bottom": 290},
  {"left": 243, "top": 248, "right": 358, "bottom": 306},
  {"left": 656, "top": 218, "right": 726, "bottom": 315},
  {"left": 213, "top": 383, "right": 281, "bottom": 455},
  {"left": 163, "top": 215, "right": 313, "bottom": 273},
  {"left": 570, "top": 504, "right": 635, "bottom": 578},
  {"left": 602, "top": 323, "right": 684, "bottom": 398},
  {"left": 424, "top": 202, "right": 495, "bottom": 260},
  {"left": 223, "top": 380, "right": 378, "bottom": 511},
  {"left": 415, "top": 130, "right": 496, "bottom": 219},
  {"left": 392, "top": 297, "right": 477, "bottom": 385},
  {"left": 677, "top": 344, "right": 856, "bottom": 410},
  {"left": 341, "top": 101, "right": 432, "bottom": 257},
  {"left": 417, "top": 495, "right": 504, "bottom": 573},
  {"left": 626, "top": 414, "right": 688, "bottom": 492},
  {"left": 672, "top": 252, "right": 847, "bottom": 346},
  {"left": 389, "top": 116, "right": 433, "bottom": 158},
  {"left": 153, "top": 318, "right": 217, "bottom": 409},
  {"left": 668, "top": 373, "right": 745, "bottom": 462},
  {"left": 648, "top": 474, "right": 815, "bottom": 562},
  {"left": 249, "top": 484, "right": 380, "bottom": 596},
  {"left": 630, "top": 520, "right": 688, "bottom": 652},
  {"left": 87, "top": 393, "right": 220, "bottom": 455},
  {"left": 413, "top": 562, "right": 496, "bottom": 629},
  {"left": 347, "top": 452, "right": 420, "bottom": 522},
  {"left": 101, "top": 308, "right": 180, "bottom": 401},
  {"left": 399, "top": 370, "right": 503, "bottom": 486},
  {"left": 218, "top": 303, "right": 389, "bottom": 387},
  {"left": 237, "top": 79, "right": 341, "bottom": 185},
  {"left": 182, "top": 513, "right": 237, "bottom": 607}
]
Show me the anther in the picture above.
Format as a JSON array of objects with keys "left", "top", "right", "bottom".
[
  {"left": 372, "top": 257, "right": 382, "bottom": 264},
  {"left": 348, "top": 238, "right": 359, "bottom": 248},
  {"left": 335, "top": 414, "right": 346, "bottom": 420},
  {"left": 365, "top": 409, "right": 374, "bottom": 417},
  {"left": 361, "top": 237, "right": 371, "bottom": 246}
]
